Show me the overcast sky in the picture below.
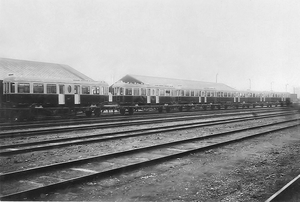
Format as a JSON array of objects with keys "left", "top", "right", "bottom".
[{"left": 1, "top": 0, "right": 299, "bottom": 92}]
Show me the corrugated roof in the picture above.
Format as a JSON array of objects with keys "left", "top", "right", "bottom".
[
  {"left": 116, "top": 74, "right": 236, "bottom": 91},
  {"left": 0, "top": 58, "right": 93, "bottom": 81}
]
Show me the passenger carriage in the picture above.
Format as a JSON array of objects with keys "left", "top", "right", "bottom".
[
  {"left": 110, "top": 75, "right": 291, "bottom": 115},
  {"left": 1, "top": 76, "right": 109, "bottom": 120}
]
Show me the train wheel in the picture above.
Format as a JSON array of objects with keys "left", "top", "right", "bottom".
[
  {"left": 120, "top": 108, "right": 126, "bottom": 116},
  {"left": 94, "top": 108, "right": 101, "bottom": 117},
  {"left": 158, "top": 107, "right": 163, "bottom": 113},
  {"left": 166, "top": 107, "right": 171, "bottom": 113},
  {"left": 128, "top": 108, "right": 134, "bottom": 115},
  {"left": 85, "top": 111, "right": 92, "bottom": 117}
]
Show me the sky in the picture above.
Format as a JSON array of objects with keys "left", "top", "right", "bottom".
[{"left": 1, "top": 0, "right": 299, "bottom": 92}]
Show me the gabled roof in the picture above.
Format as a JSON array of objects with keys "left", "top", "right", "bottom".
[
  {"left": 0, "top": 58, "right": 93, "bottom": 81},
  {"left": 116, "top": 74, "right": 236, "bottom": 91}
]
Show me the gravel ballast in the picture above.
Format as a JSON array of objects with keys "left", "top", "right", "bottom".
[{"left": 28, "top": 124, "right": 300, "bottom": 201}]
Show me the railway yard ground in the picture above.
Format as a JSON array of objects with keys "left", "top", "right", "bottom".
[{"left": 0, "top": 109, "right": 299, "bottom": 201}]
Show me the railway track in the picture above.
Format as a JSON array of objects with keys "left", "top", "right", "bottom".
[
  {"left": 0, "top": 118, "right": 299, "bottom": 200},
  {"left": 0, "top": 112, "right": 297, "bottom": 156},
  {"left": 0, "top": 107, "right": 290, "bottom": 131},
  {"left": 265, "top": 174, "right": 300, "bottom": 202},
  {"left": 0, "top": 109, "right": 296, "bottom": 139}
]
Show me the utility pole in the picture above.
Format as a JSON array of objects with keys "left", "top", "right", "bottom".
[
  {"left": 271, "top": 82, "right": 273, "bottom": 91},
  {"left": 249, "top": 79, "right": 251, "bottom": 90}
]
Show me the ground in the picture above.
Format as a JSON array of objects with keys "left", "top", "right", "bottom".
[{"left": 35, "top": 125, "right": 300, "bottom": 202}]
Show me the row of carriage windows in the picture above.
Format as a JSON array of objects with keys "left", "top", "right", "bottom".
[
  {"left": 113, "top": 87, "right": 285, "bottom": 98},
  {"left": 5, "top": 83, "right": 107, "bottom": 95}
]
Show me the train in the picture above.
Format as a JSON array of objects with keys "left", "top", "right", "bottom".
[{"left": 0, "top": 74, "right": 292, "bottom": 121}]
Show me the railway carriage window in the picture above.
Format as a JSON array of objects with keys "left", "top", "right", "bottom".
[
  {"left": 100, "top": 87, "right": 104, "bottom": 95},
  {"left": 159, "top": 89, "right": 164, "bottom": 96},
  {"left": 155, "top": 89, "right": 159, "bottom": 96},
  {"left": 165, "top": 90, "right": 170, "bottom": 96},
  {"left": 185, "top": 90, "right": 190, "bottom": 96},
  {"left": 141, "top": 88, "right": 146, "bottom": 96},
  {"left": 207, "top": 92, "right": 211, "bottom": 97},
  {"left": 194, "top": 91, "right": 199, "bottom": 97},
  {"left": 174, "top": 90, "right": 178, "bottom": 96},
  {"left": 18, "top": 83, "right": 30, "bottom": 93},
  {"left": 191, "top": 91, "right": 194, "bottom": 96},
  {"left": 11, "top": 83, "right": 16, "bottom": 93},
  {"left": 59, "top": 85, "right": 65, "bottom": 94},
  {"left": 82, "top": 86, "right": 90, "bottom": 94},
  {"left": 33, "top": 83, "right": 44, "bottom": 93},
  {"left": 4, "top": 82, "right": 8, "bottom": 93},
  {"left": 180, "top": 90, "right": 184, "bottom": 96},
  {"left": 46, "top": 84, "right": 57, "bottom": 94},
  {"left": 151, "top": 89, "right": 155, "bottom": 96},
  {"left": 170, "top": 90, "right": 174, "bottom": 96},
  {"left": 125, "top": 88, "right": 132, "bottom": 95},
  {"left": 67, "top": 85, "right": 72, "bottom": 93},
  {"left": 120, "top": 87, "right": 124, "bottom": 95},
  {"left": 146, "top": 89, "right": 150, "bottom": 96},
  {"left": 133, "top": 88, "right": 139, "bottom": 96},
  {"left": 74, "top": 85, "right": 80, "bottom": 94},
  {"left": 92, "top": 86, "right": 99, "bottom": 95}
]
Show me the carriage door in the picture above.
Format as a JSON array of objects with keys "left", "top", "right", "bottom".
[
  {"left": 115, "top": 87, "right": 120, "bottom": 102},
  {"left": 74, "top": 85, "right": 81, "bottom": 104},
  {"left": 58, "top": 85, "right": 65, "bottom": 105}
]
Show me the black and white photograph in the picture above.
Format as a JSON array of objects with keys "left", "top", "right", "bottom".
[{"left": 0, "top": 0, "right": 300, "bottom": 201}]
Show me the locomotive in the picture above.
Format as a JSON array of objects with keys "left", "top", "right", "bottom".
[{"left": 0, "top": 76, "right": 110, "bottom": 121}]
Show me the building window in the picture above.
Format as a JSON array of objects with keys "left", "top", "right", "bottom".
[
  {"left": 47, "top": 84, "right": 57, "bottom": 94},
  {"left": 18, "top": 83, "right": 30, "bottom": 93},
  {"left": 33, "top": 83, "right": 44, "bottom": 93}
]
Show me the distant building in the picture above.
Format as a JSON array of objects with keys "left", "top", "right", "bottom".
[
  {"left": 0, "top": 58, "right": 92, "bottom": 81},
  {"left": 114, "top": 74, "right": 236, "bottom": 91},
  {"left": 292, "top": 87, "right": 300, "bottom": 102}
]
